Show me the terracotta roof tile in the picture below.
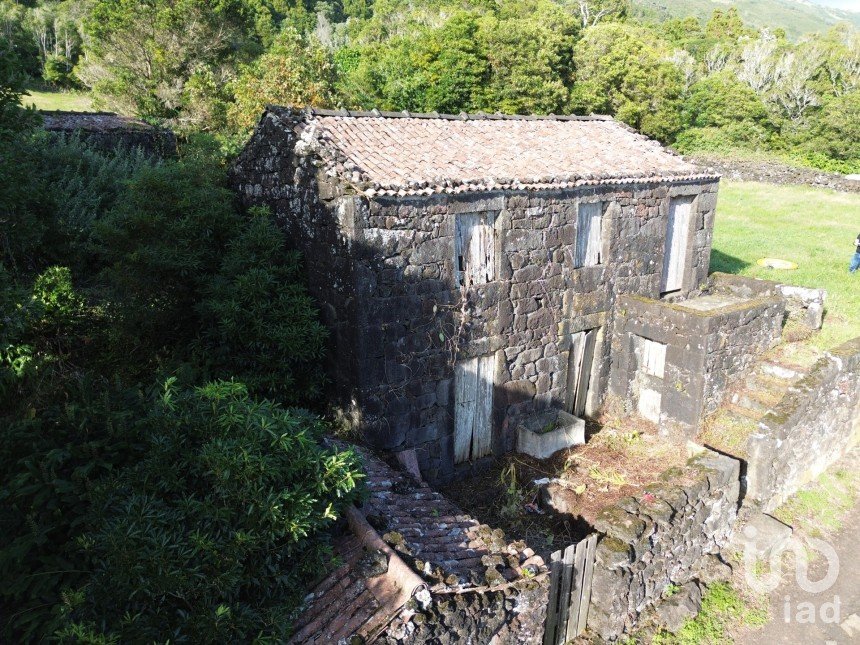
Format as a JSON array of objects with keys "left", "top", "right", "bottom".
[{"left": 264, "top": 107, "right": 716, "bottom": 196}]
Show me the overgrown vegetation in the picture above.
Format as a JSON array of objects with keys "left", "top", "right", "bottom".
[
  {"left": 2, "top": 0, "right": 858, "bottom": 171},
  {"left": 652, "top": 582, "right": 769, "bottom": 645},
  {"left": 773, "top": 467, "right": 860, "bottom": 537},
  {"left": 0, "top": 50, "right": 362, "bottom": 641}
]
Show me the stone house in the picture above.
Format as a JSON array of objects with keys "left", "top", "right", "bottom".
[
  {"left": 232, "top": 107, "right": 722, "bottom": 483},
  {"left": 41, "top": 111, "right": 176, "bottom": 157}
]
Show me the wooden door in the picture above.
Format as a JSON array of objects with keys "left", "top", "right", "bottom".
[
  {"left": 454, "top": 354, "right": 495, "bottom": 463},
  {"left": 566, "top": 329, "right": 597, "bottom": 418},
  {"left": 661, "top": 197, "right": 694, "bottom": 293}
]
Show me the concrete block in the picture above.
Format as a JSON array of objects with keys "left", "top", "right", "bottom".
[{"left": 516, "top": 410, "right": 584, "bottom": 459}]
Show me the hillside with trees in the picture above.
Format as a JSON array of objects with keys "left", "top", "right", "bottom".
[
  {"left": 2, "top": 0, "right": 858, "bottom": 172},
  {"left": 633, "top": 0, "right": 860, "bottom": 41}
]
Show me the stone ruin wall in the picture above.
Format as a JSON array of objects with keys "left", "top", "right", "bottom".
[
  {"left": 611, "top": 289, "right": 784, "bottom": 434},
  {"left": 349, "top": 184, "right": 720, "bottom": 484},
  {"left": 748, "top": 336, "right": 860, "bottom": 511},
  {"left": 587, "top": 449, "right": 741, "bottom": 640},
  {"left": 232, "top": 110, "right": 720, "bottom": 482},
  {"left": 381, "top": 579, "right": 549, "bottom": 644}
]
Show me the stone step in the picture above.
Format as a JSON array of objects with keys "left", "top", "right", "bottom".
[
  {"left": 698, "top": 409, "right": 758, "bottom": 457},
  {"left": 724, "top": 401, "right": 765, "bottom": 421},
  {"left": 759, "top": 360, "right": 805, "bottom": 382},
  {"left": 742, "top": 375, "right": 791, "bottom": 408},
  {"left": 747, "top": 367, "right": 796, "bottom": 391},
  {"left": 734, "top": 392, "right": 771, "bottom": 416}
]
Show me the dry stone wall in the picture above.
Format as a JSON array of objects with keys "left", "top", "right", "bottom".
[
  {"left": 587, "top": 449, "right": 741, "bottom": 640},
  {"left": 232, "top": 110, "right": 720, "bottom": 482},
  {"left": 381, "top": 580, "right": 549, "bottom": 644},
  {"left": 747, "top": 336, "right": 860, "bottom": 511}
]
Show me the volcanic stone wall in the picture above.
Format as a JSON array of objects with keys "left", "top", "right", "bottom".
[
  {"left": 381, "top": 579, "right": 550, "bottom": 644},
  {"left": 587, "top": 449, "right": 741, "bottom": 640},
  {"left": 611, "top": 290, "right": 783, "bottom": 435},
  {"left": 231, "top": 110, "right": 720, "bottom": 482},
  {"left": 747, "top": 336, "right": 860, "bottom": 511}
]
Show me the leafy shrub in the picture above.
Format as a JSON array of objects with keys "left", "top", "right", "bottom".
[
  {"left": 681, "top": 73, "right": 770, "bottom": 130},
  {"left": 0, "top": 380, "right": 147, "bottom": 642},
  {"left": 61, "top": 380, "right": 363, "bottom": 642},
  {"left": 43, "top": 54, "right": 79, "bottom": 88},
  {"left": 197, "top": 207, "right": 328, "bottom": 402}
]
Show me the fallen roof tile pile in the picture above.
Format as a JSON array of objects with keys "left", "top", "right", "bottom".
[{"left": 289, "top": 445, "right": 545, "bottom": 643}]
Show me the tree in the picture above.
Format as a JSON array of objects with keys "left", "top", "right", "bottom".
[
  {"left": 682, "top": 72, "right": 770, "bottom": 130},
  {"left": 771, "top": 44, "right": 824, "bottom": 122},
  {"left": 737, "top": 32, "right": 778, "bottom": 94},
  {"left": 476, "top": 0, "right": 578, "bottom": 114},
  {"left": 570, "top": 23, "right": 683, "bottom": 141},
  {"left": 78, "top": 0, "right": 257, "bottom": 120},
  {"left": 705, "top": 8, "right": 747, "bottom": 42},
  {"left": 575, "top": 0, "right": 629, "bottom": 28},
  {"left": 230, "top": 27, "right": 334, "bottom": 131}
]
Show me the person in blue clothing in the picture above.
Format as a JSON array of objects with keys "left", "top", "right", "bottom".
[{"left": 851, "top": 232, "right": 860, "bottom": 273}]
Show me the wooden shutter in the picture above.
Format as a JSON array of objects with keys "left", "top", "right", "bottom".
[
  {"left": 661, "top": 197, "right": 693, "bottom": 293},
  {"left": 574, "top": 329, "right": 597, "bottom": 416},
  {"left": 454, "top": 358, "right": 479, "bottom": 464},
  {"left": 456, "top": 213, "right": 495, "bottom": 286},
  {"left": 567, "top": 329, "right": 598, "bottom": 417},
  {"left": 471, "top": 354, "right": 495, "bottom": 460},
  {"left": 575, "top": 203, "right": 602, "bottom": 268}
]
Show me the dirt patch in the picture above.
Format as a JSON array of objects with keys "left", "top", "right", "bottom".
[{"left": 441, "top": 412, "right": 690, "bottom": 561}]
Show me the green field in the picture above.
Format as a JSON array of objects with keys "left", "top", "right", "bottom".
[
  {"left": 711, "top": 180, "right": 860, "bottom": 349},
  {"left": 23, "top": 88, "right": 94, "bottom": 112},
  {"left": 633, "top": 0, "right": 860, "bottom": 40}
]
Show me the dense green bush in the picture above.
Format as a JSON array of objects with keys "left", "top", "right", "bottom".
[
  {"left": 196, "top": 207, "right": 328, "bottom": 401},
  {"left": 59, "top": 380, "right": 362, "bottom": 642},
  {"left": 1, "top": 58, "right": 346, "bottom": 641}
]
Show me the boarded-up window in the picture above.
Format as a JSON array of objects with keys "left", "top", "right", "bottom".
[
  {"left": 454, "top": 354, "right": 495, "bottom": 464},
  {"left": 574, "top": 202, "right": 603, "bottom": 268},
  {"left": 632, "top": 336, "right": 666, "bottom": 423},
  {"left": 566, "top": 328, "right": 599, "bottom": 418},
  {"left": 661, "top": 196, "right": 694, "bottom": 294},
  {"left": 455, "top": 213, "right": 495, "bottom": 287}
]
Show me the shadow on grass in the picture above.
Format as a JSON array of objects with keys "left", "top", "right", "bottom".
[{"left": 710, "top": 248, "right": 751, "bottom": 274}]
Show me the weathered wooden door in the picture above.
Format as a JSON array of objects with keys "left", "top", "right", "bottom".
[
  {"left": 661, "top": 197, "right": 694, "bottom": 293},
  {"left": 566, "top": 329, "right": 598, "bottom": 418},
  {"left": 454, "top": 354, "right": 495, "bottom": 463},
  {"left": 633, "top": 336, "right": 666, "bottom": 423}
]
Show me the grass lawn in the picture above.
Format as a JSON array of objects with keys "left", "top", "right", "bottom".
[
  {"left": 23, "top": 88, "right": 94, "bottom": 112},
  {"left": 711, "top": 180, "right": 860, "bottom": 349}
]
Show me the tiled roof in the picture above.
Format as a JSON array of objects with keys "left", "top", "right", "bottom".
[
  {"left": 289, "top": 445, "right": 545, "bottom": 643},
  {"left": 266, "top": 107, "right": 717, "bottom": 197},
  {"left": 40, "top": 111, "right": 155, "bottom": 133}
]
